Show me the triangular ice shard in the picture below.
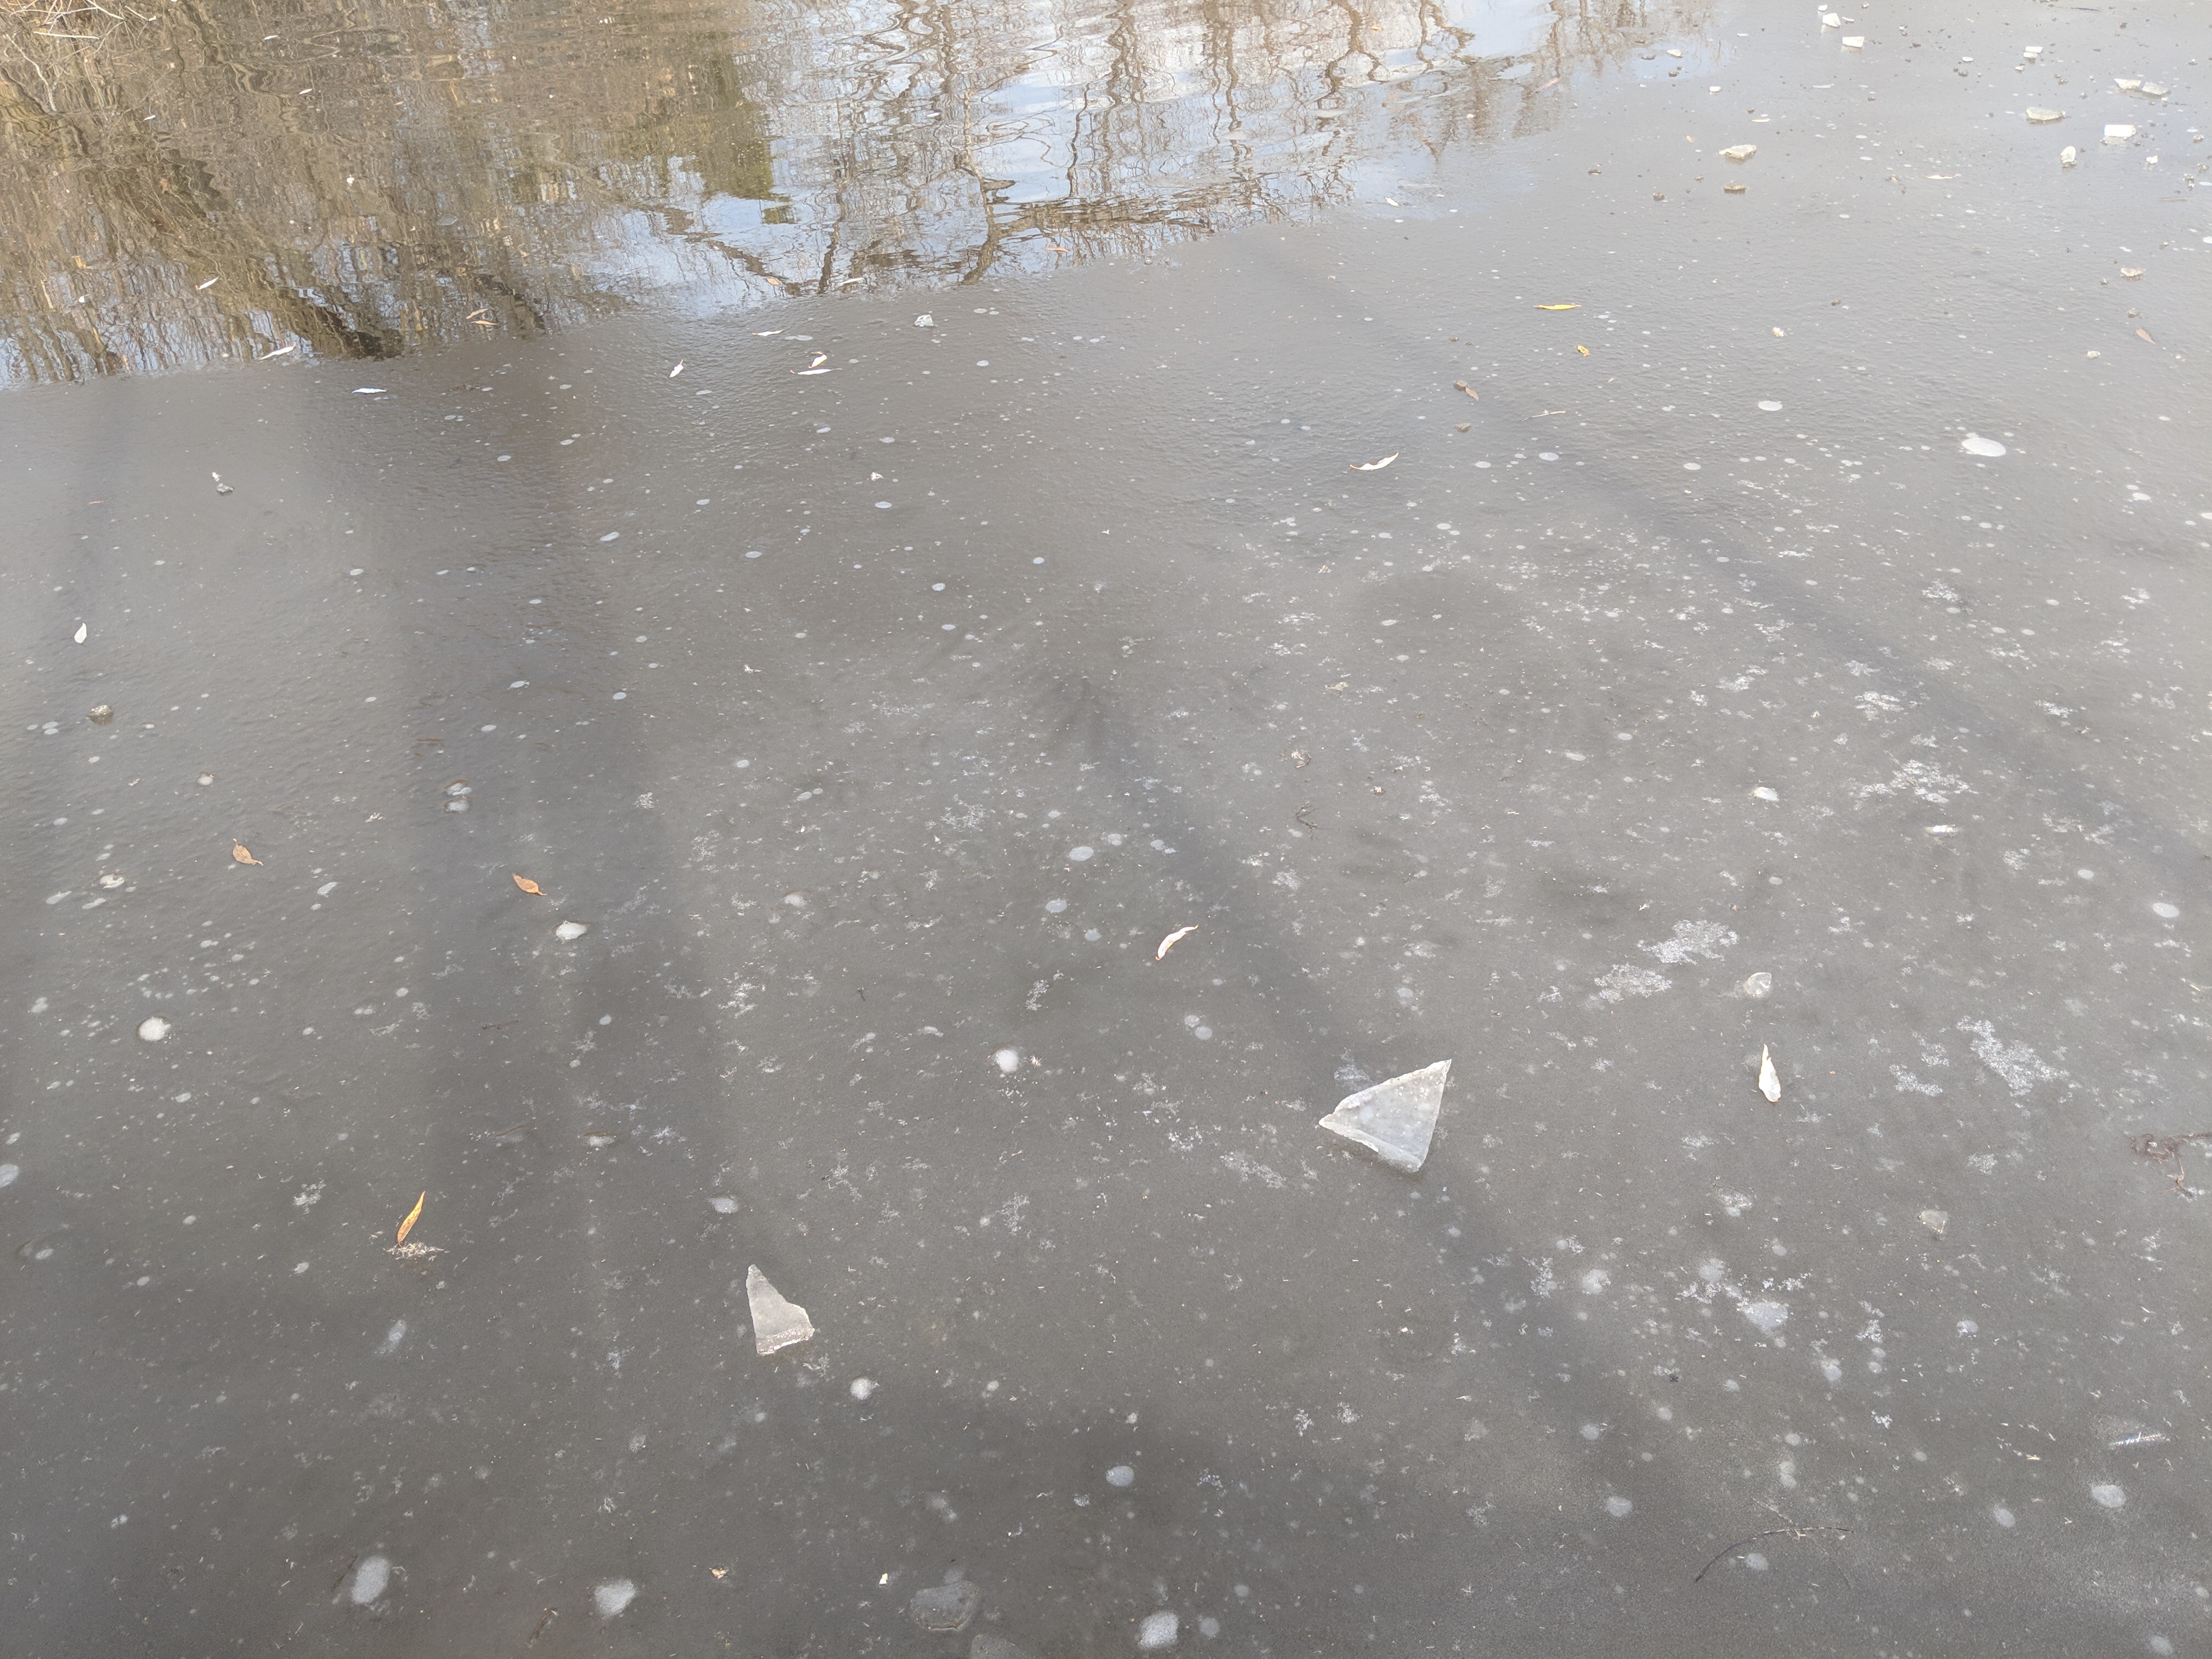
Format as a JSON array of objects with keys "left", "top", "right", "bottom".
[
  {"left": 746, "top": 1265, "right": 815, "bottom": 1355},
  {"left": 1318, "top": 1060, "right": 1451, "bottom": 1173}
]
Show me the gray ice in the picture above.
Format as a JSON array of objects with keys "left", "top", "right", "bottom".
[{"left": 1317, "top": 1060, "right": 1451, "bottom": 1173}]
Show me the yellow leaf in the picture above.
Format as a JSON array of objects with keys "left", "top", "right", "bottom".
[
  {"left": 232, "top": 842, "right": 262, "bottom": 866},
  {"left": 512, "top": 873, "right": 545, "bottom": 896},
  {"left": 1536, "top": 303, "right": 1580, "bottom": 311},
  {"left": 1576, "top": 344, "right": 1590, "bottom": 356},
  {"left": 396, "top": 1190, "right": 426, "bottom": 1245}
]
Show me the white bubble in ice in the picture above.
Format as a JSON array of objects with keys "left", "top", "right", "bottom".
[
  {"left": 1960, "top": 433, "right": 2007, "bottom": 458},
  {"left": 1605, "top": 1496, "right": 1633, "bottom": 1519},
  {"left": 1740, "top": 1300, "right": 1789, "bottom": 1334},
  {"left": 1992, "top": 1505, "right": 2015, "bottom": 1528},
  {"left": 1199, "top": 1616, "right": 1221, "bottom": 1637},
  {"left": 2152, "top": 902, "right": 2180, "bottom": 919},
  {"left": 1137, "top": 1611, "right": 1179, "bottom": 1649},
  {"left": 2090, "top": 1482, "right": 2126, "bottom": 1509},
  {"left": 555, "top": 921, "right": 589, "bottom": 941},
  {"left": 1743, "top": 1553, "right": 1768, "bottom": 1572},
  {"left": 1045, "top": 899, "right": 1068, "bottom": 913},
  {"left": 1068, "top": 845, "right": 1096, "bottom": 862},
  {"left": 1682, "top": 461, "right": 1702, "bottom": 471},
  {"left": 349, "top": 1555, "right": 392, "bottom": 1605},
  {"left": 992, "top": 1047, "right": 1022, "bottom": 1075},
  {"left": 709, "top": 1195, "right": 738, "bottom": 1214},
  {"left": 594, "top": 1578, "right": 637, "bottom": 1618},
  {"left": 0, "top": 1163, "right": 17, "bottom": 1189},
  {"left": 138, "top": 1017, "right": 170, "bottom": 1042},
  {"left": 850, "top": 1377, "right": 877, "bottom": 1400},
  {"left": 1105, "top": 1464, "right": 1136, "bottom": 1487}
]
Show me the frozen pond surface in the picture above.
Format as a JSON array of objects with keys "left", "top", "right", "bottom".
[{"left": 3, "top": 0, "right": 2210, "bottom": 1653}]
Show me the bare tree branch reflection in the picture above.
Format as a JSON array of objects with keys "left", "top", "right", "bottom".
[{"left": 0, "top": 0, "right": 1697, "bottom": 383}]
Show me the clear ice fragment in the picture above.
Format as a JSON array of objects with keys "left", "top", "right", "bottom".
[
  {"left": 745, "top": 1265, "right": 814, "bottom": 1355},
  {"left": 1318, "top": 1060, "right": 1451, "bottom": 1173}
]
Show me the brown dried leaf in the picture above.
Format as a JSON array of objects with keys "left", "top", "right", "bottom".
[
  {"left": 1452, "top": 381, "right": 1480, "bottom": 400},
  {"left": 396, "top": 1190, "right": 426, "bottom": 1245},
  {"left": 512, "top": 874, "right": 545, "bottom": 896},
  {"left": 2136, "top": 328, "right": 2156, "bottom": 343},
  {"left": 232, "top": 842, "right": 262, "bottom": 866}
]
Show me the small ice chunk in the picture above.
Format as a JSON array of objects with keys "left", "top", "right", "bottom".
[
  {"left": 555, "top": 921, "right": 589, "bottom": 941},
  {"left": 1605, "top": 1496, "right": 1633, "bottom": 1518},
  {"left": 2103, "top": 124, "right": 2135, "bottom": 142},
  {"left": 745, "top": 1265, "right": 814, "bottom": 1355},
  {"left": 2060, "top": 145, "right": 2078, "bottom": 167},
  {"left": 1137, "top": 1611, "right": 1180, "bottom": 1650},
  {"left": 909, "top": 1580, "right": 981, "bottom": 1632},
  {"left": 2024, "top": 107, "right": 2065, "bottom": 123},
  {"left": 594, "top": 1578, "right": 637, "bottom": 1618},
  {"left": 1919, "top": 1208, "right": 1949, "bottom": 1237},
  {"left": 1960, "top": 433, "right": 2006, "bottom": 458},
  {"left": 1720, "top": 144, "right": 1756, "bottom": 161},
  {"left": 2090, "top": 1482, "right": 2126, "bottom": 1509},
  {"left": 1757, "top": 399, "right": 1784, "bottom": 411},
  {"left": 1318, "top": 1059, "right": 1451, "bottom": 1173},
  {"left": 915, "top": 314, "right": 934, "bottom": 328},
  {"left": 349, "top": 1554, "right": 391, "bottom": 1605},
  {"left": 1742, "top": 972, "right": 1773, "bottom": 999},
  {"left": 0, "top": 1164, "right": 17, "bottom": 1189},
  {"left": 1105, "top": 1464, "right": 1136, "bottom": 1488},
  {"left": 709, "top": 1195, "right": 738, "bottom": 1214},
  {"left": 992, "top": 1046, "right": 1022, "bottom": 1075},
  {"left": 138, "top": 1017, "right": 171, "bottom": 1042},
  {"left": 1752, "top": 786, "right": 1779, "bottom": 802},
  {"left": 1820, "top": 11, "right": 1839, "bottom": 24}
]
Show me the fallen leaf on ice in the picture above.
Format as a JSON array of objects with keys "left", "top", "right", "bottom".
[
  {"left": 73, "top": 623, "right": 87, "bottom": 644},
  {"left": 512, "top": 873, "right": 545, "bottom": 896},
  {"left": 232, "top": 842, "right": 263, "bottom": 866},
  {"left": 1350, "top": 453, "right": 1399, "bottom": 472},
  {"left": 2136, "top": 328, "right": 2155, "bottom": 343},
  {"left": 710, "top": 1568, "right": 728, "bottom": 1580},
  {"left": 1536, "top": 303, "right": 1580, "bottom": 311},
  {"left": 395, "top": 1190, "right": 426, "bottom": 1245},
  {"left": 1576, "top": 344, "right": 1590, "bottom": 356},
  {"left": 1156, "top": 925, "right": 1198, "bottom": 960},
  {"left": 1452, "top": 380, "right": 1480, "bottom": 399},
  {"left": 669, "top": 359, "right": 685, "bottom": 377},
  {"left": 196, "top": 275, "right": 219, "bottom": 290},
  {"left": 1758, "top": 1045, "right": 1781, "bottom": 1102},
  {"left": 808, "top": 353, "right": 828, "bottom": 369}
]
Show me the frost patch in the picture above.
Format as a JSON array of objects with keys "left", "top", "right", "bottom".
[
  {"left": 1639, "top": 920, "right": 1737, "bottom": 965},
  {"left": 1957, "top": 1019, "right": 2064, "bottom": 1098},
  {"left": 1853, "top": 759, "right": 1968, "bottom": 805},
  {"left": 1595, "top": 964, "right": 1671, "bottom": 1002},
  {"left": 1740, "top": 1300, "right": 1790, "bottom": 1335}
]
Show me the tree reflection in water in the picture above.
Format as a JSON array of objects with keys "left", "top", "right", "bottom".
[{"left": 0, "top": 0, "right": 1697, "bottom": 382}]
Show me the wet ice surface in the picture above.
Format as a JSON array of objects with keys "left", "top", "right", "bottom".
[{"left": 3, "top": 2, "right": 2210, "bottom": 1656}]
